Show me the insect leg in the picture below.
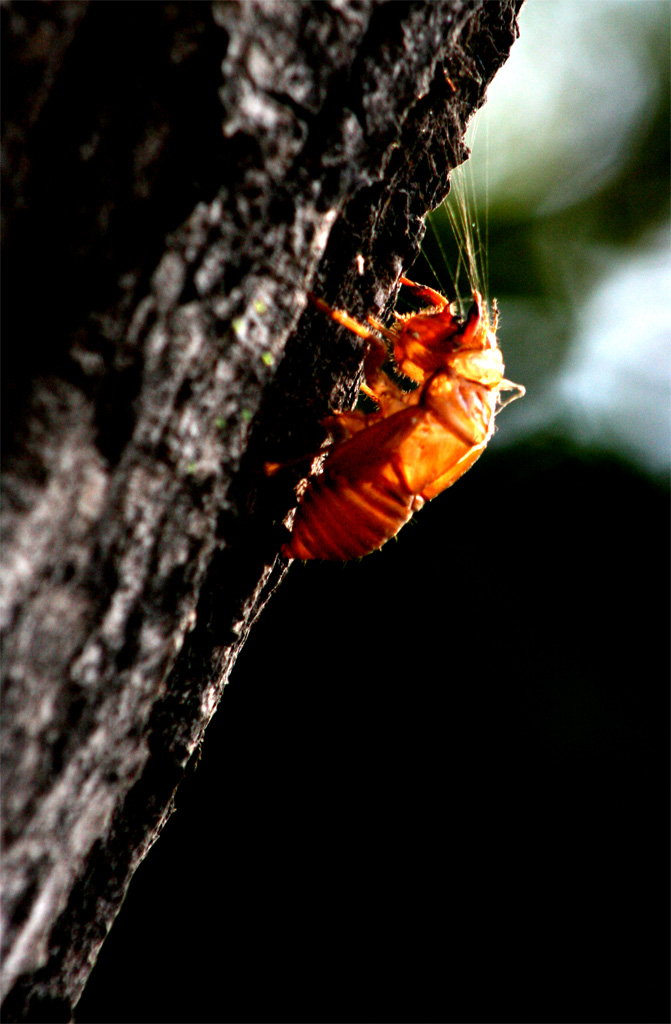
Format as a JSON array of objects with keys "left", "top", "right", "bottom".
[
  {"left": 309, "top": 293, "right": 376, "bottom": 342},
  {"left": 365, "top": 276, "right": 450, "bottom": 343},
  {"left": 309, "top": 293, "right": 404, "bottom": 410},
  {"left": 399, "top": 276, "right": 449, "bottom": 311}
]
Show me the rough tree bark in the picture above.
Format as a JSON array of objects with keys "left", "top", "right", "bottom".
[{"left": 1, "top": 1, "right": 523, "bottom": 1019}]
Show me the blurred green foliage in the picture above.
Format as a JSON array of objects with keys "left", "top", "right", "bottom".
[{"left": 416, "top": 0, "right": 670, "bottom": 477}]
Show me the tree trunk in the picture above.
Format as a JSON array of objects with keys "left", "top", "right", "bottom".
[{"left": 0, "top": 1, "right": 523, "bottom": 1018}]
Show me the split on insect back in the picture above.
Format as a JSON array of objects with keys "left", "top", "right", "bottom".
[{"left": 274, "top": 119, "right": 525, "bottom": 560}]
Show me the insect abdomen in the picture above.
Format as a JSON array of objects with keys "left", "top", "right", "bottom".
[{"left": 282, "top": 466, "right": 415, "bottom": 560}]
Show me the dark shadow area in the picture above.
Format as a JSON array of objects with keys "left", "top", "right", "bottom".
[{"left": 77, "top": 438, "right": 669, "bottom": 1023}]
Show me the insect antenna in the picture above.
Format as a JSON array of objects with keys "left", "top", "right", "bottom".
[{"left": 496, "top": 379, "right": 526, "bottom": 411}]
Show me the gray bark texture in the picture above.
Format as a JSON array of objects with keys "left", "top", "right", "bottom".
[{"left": 1, "top": 1, "right": 523, "bottom": 1018}]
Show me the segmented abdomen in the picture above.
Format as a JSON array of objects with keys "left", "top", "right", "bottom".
[{"left": 282, "top": 466, "right": 415, "bottom": 560}]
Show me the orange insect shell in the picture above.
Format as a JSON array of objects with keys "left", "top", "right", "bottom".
[{"left": 281, "top": 276, "right": 524, "bottom": 560}]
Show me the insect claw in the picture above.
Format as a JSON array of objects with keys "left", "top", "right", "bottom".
[
  {"left": 458, "top": 291, "right": 484, "bottom": 345},
  {"left": 399, "top": 276, "right": 449, "bottom": 311}
]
